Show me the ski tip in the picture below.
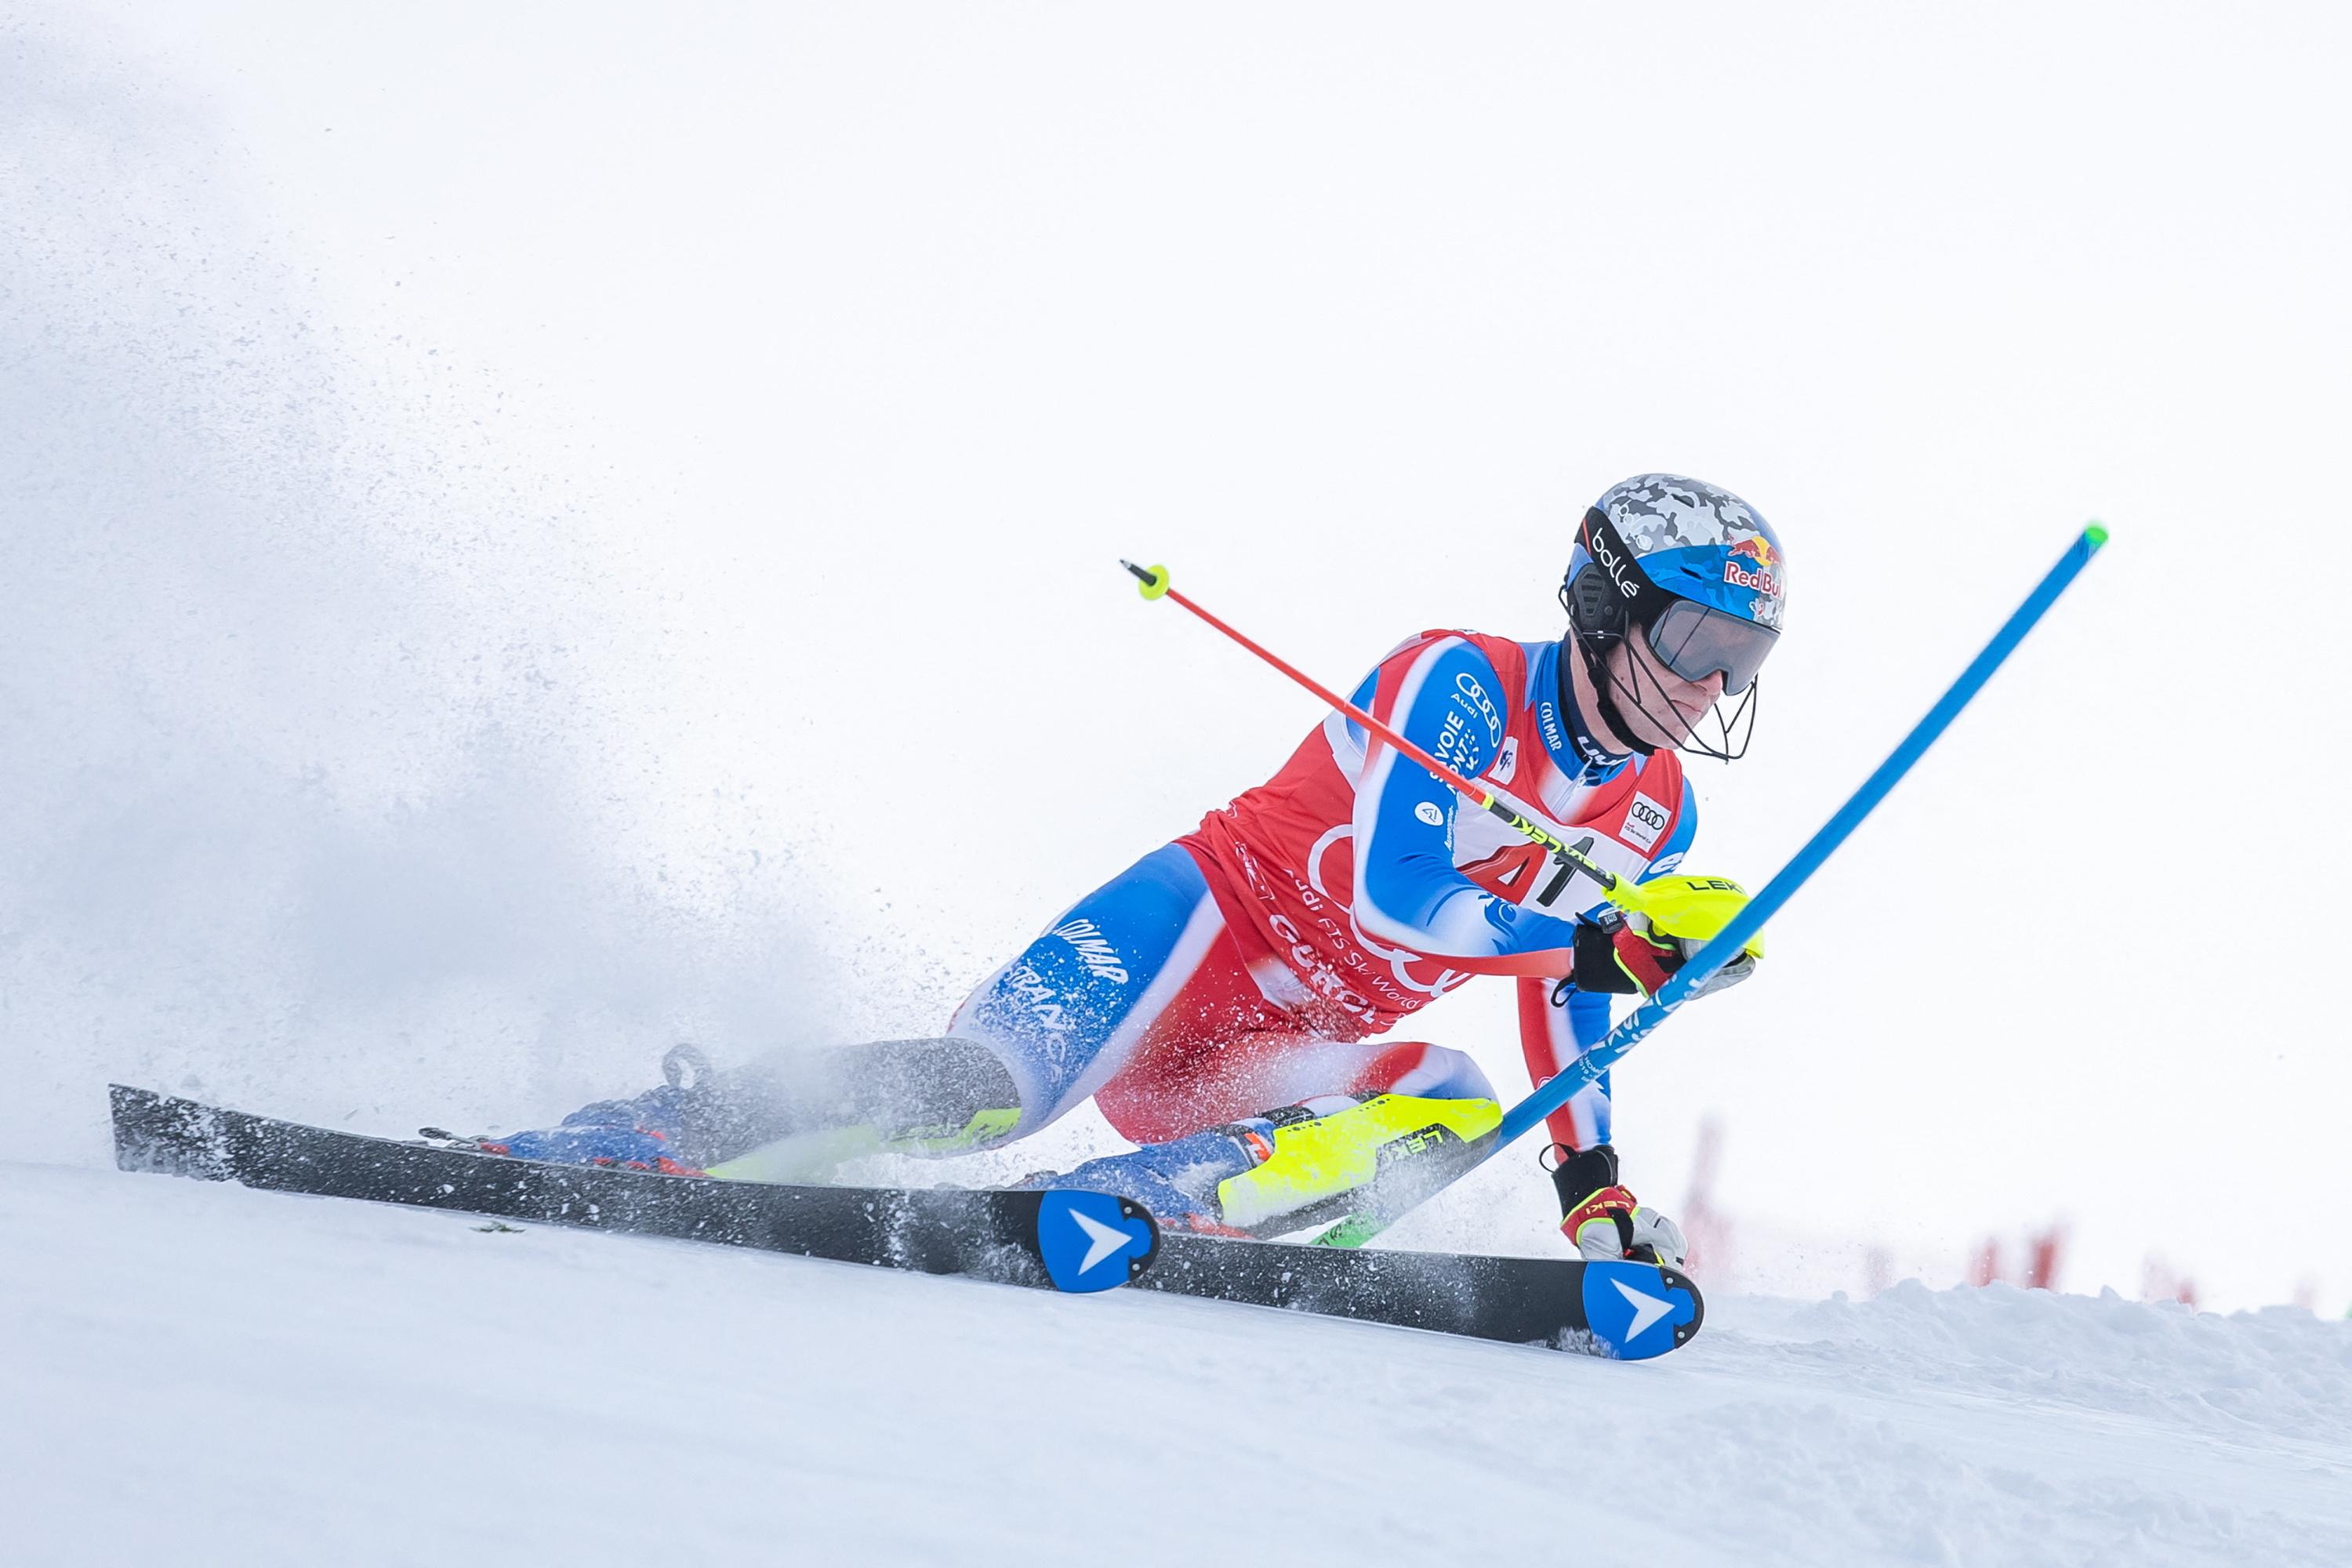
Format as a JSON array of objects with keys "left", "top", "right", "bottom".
[
  {"left": 2082, "top": 521, "right": 2110, "bottom": 550},
  {"left": 109, "top": 1083, "right": 235, "bottom": 1182},
  {"left": 1578, "top": 1260, "right": 1704, "bottom": 1360},
  {"left": 1033, "top": 1190, "right": 1161, "bottom": 1293}
]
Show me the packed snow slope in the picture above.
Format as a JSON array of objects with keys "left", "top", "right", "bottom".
[{"left": 4, "top": 1161, "right": 2346, "bottom": 1567}]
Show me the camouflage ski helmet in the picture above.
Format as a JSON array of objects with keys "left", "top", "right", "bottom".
[
  {"left": 1563, "top": 474, "right": 1785, "bottom": 688},
  {"left": 1559, "top": 474, "right": 1786, "bottom": 757}
]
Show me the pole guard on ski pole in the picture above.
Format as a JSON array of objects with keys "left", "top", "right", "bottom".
[{"left": 1120, "top": 560, "right": 1658, "bottom": 918}]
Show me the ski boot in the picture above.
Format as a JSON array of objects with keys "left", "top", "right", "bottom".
[
  {"left": 1034, "top": 1094, "right": 1502, "bottom": 1236},
  {"left": 1029, "top": 1122, "right": 1274, "bottom": 1235},
  {"left": 426, "top": 1044, "right": 717, "bottom": 1174}
]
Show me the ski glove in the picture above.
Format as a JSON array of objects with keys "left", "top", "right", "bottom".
[
  {"left": 1569, "top": 873, "right": 1765, "bottom": 1000},
  {"left": 1545, "top": 1142, "right": 1688, "bottom": 1269}
]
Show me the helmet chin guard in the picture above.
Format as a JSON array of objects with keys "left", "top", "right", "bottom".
[{"left": 1563, "top": 619, "right": 1761, "bottom": 763}]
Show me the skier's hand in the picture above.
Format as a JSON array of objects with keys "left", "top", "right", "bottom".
[
  {"left": 1572, "top": 874, "right": 1764, "bottom": 1000},
  {"left": 1544, "top": 1142, "right": 1689, "bottom": 1269}
]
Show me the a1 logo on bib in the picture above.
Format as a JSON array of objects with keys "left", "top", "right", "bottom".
[{"left": 1620, "top": 791, "right": 1671, "bottom": 852}]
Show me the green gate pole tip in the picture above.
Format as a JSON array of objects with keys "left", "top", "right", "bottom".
[{"left": 2083, "top": 521, "right": 2110, "bottom": 549}]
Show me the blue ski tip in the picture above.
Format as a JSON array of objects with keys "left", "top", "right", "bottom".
[
  {"left": 1579, "top": 1261, "right": 1701, "bottom": 1359},
  {"left": 1034, "top": 1190, "right": 1158, "bottom": 1293}
]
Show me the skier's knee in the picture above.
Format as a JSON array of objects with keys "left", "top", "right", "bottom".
[{"left": 1348, "top": 1041, "right": 1495, "bottom": 1103}]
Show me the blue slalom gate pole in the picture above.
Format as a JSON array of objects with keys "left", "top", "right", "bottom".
[{"left": 1491, "top": 521, "right": 2110, "bottom": 1149}]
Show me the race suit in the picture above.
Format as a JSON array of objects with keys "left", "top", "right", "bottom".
[{"left": 948, "top": 629, "right": 1696, "bottom": 1156}]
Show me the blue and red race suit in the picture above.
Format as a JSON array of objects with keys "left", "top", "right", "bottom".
[{"left": 948, "top": 630, "right": 1695, "bottom": 1154}]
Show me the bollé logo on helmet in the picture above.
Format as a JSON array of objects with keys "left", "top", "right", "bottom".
[
  {"left": 1588, "top": 521, "right": 1644, "bottom": 599},
  {"left": 1722, "top": 534, "right": 1781, "bottom": 598}
]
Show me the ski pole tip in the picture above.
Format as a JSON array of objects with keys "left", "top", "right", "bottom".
[
  {"left": 1120, "top": 560, "right": 1171, "bottom": 600},
  {"left": 2082, "top": 521, "right": 2110, "bottom": 550}
]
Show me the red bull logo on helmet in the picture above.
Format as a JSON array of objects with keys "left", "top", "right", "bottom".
[{"left": 1723, "top": 532, "right": 1782, "bottom": 598}]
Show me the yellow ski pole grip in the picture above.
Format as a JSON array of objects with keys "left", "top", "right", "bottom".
[{"left": 1599, "top": 875, "right": 1655, "bottom": 916}]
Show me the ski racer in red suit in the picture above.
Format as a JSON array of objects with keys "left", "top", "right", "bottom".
[{"left": 495, "top": 476, "right": 1785, "bottom": 1264}]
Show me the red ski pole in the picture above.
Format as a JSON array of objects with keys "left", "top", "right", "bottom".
[{"left": 1119, "top": 561, "right": 1652, "bottom": 916}]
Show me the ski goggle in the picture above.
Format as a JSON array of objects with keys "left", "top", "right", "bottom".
[{"left": 1643, "top": 596, "right": 1777, "bottom": 695}]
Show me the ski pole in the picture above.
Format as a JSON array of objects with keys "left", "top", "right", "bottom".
[
  {"left": 1120, "top": 561, "right": 1656, "bottom": 917},
  {"left": 1316, "top": 521, "right": 2111, "bottom": 1246}
]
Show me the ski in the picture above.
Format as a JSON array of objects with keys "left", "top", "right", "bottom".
[
  {"left": 108, "top": 1085, "right": 1695, "bottom": 1351},
  {"left": 107, "top": 1085, "right": 1159, "bottom": 1295},
  {"left": 1135, "top": 1231, "right": 1703, "bottom": 1359}
]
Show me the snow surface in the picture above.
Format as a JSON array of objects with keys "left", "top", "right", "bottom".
[{"left": 5, "top": 1160, "right": 2347, "bottom": 1566}]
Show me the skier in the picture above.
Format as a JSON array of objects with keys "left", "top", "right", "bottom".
[{"left": 489, "top": 474, "right": 1784, "bottom": 1265}]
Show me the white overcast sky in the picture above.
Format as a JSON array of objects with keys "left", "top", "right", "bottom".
[{"left": 9, "top": 2, "right": 2350, "bottom": 1310}]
